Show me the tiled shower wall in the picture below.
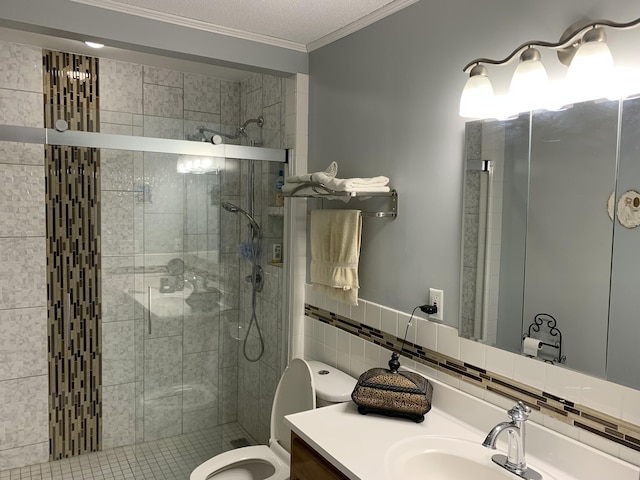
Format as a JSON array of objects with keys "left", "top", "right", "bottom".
[
  {"left": 0, "top": 41, "right": 49, "bottom": 470},
  {"left": 0, "top": 38, "right": 289, "bottom": 469}
]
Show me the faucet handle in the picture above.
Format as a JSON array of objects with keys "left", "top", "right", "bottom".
[{"left": 508, "top": 401, "right": 531, "bottom": 422}]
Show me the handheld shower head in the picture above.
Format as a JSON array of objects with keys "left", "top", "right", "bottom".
[{"left": 222, "top": 202, "right": 262, "bottom": 238}]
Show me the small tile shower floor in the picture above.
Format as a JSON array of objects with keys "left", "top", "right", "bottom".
[{"left": 1, "top": 423, "right": 256, "bottom": 480}]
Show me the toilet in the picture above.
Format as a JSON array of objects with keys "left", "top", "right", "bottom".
[{"left": 190, "top": 358, "right": 356, "bottom": 480}]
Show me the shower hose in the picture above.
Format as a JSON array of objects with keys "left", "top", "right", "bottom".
[{"left": 243, "top": 241, "right": 265, "bottom": 362}]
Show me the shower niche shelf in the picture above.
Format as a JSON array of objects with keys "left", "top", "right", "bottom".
[{"left": 283, "top": 182, "right": 398, "bottom": 218}]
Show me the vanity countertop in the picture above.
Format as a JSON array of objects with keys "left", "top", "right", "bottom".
[{"left": 285, "top": 375, "right": 640, "bottom": 480}]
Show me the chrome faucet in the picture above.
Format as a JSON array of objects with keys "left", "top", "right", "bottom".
[{"left": 482, "top": 401, "right": 542, "bottom": 480}]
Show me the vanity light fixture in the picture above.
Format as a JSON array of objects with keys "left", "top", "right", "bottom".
[
  {"left": 84, "top": 41, "right": 104, "bottom": 49},
  {"left": 460, "top": 16, "right": 640, "bottom": 119}
]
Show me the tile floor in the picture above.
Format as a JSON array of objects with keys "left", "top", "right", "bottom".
[{"left": 0, "top": 423, "right": 255, "bottom": 480}]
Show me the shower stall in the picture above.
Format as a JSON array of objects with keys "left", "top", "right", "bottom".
[{"left": 0, "top": 43, "right": 293, "bottom": 479}]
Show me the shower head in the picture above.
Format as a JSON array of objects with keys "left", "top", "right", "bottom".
[{"left": 222, "top": 202, "right": 262, "bottom": 238}]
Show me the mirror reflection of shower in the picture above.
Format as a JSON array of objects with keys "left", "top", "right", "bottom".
[
  {"left": 222, "top": 201, "right": 265, "bottom": 362},
  {"left": 187, "top": 116, "right": 265, "bottom": 146}
]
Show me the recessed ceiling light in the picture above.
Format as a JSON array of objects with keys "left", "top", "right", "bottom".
[{"left": 84, "top": 41, "right": 104, "bottom": 49}]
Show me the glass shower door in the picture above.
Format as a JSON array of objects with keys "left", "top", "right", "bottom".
[{"left": 100, "top": 146, "right": 226, "bottom": 477}]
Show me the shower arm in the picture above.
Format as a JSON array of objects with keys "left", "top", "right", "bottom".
[{"left": 197, "top": 116, "right": 264, "bottom": 141}]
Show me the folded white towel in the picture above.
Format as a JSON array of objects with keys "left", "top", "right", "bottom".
[
  {"left": 310, "top": 209, "right": 362, "bottom": 306},
  {"left": 285, "top": 161, "right": 338, "bottom": 183},
  {"left": 283, "top": 172, "right": 390, "bottom": 194}
]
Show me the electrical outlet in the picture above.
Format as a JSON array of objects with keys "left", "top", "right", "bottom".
[{"left": 429, "top": 288, "right": 444, "bottom": 321}]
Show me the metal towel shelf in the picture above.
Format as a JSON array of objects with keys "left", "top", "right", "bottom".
[{"left": 283, "top": 181, "right": 398, "bottom": 218}]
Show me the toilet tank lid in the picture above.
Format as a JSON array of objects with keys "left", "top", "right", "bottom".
[{"left": 307, "top": 360, "right": 357, "bottom": 402}]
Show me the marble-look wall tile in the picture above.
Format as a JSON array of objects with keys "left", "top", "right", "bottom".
[
  {"left": 221, "top": 158, "right": 241, "bottom": 196},
  {"left": 243, "top": 74, "right": 262, "bottom": 94},
  {"left": 262, "top": 104, "right": 282, "bottom": 149},
  {"left": 102, "top": 383, "right": 136, "bottom": 449},
  {"left": 184, "top": 312, "right": 220, "bottom": 354},
  {"left": 101, "top": 149, "right": 134, "bottom": 191},
  {"left": 101, "top": 255, "right": 135, "bottom": 322},
  {"left": 184, "top": 73, "right": 220, "bottom": 114},
  {"left": 143, "top": 115, "right": 184, "bottom": 139},
  {"left": 101, "top": 191, "right": 135, "bottom": 256},
  {"left": 100, "top": 123, "right": 134, "bottom": 136},
  {"left": 184, "top": 175, "right": 212, "bottom": 234},
  {"left": 143, "top": 213, "right": 183, "bottom": 254},
  {"left": 183, "top": 117, "right": 221, "bottom": 141},
  {"left": 220, "top": 365, "right": 238, "bottom": 423},
  {"left": 0, "top": 89, "right": 42, "bottom": 127},
  {"left": 99, "top": 59, "right": 143, "bottom": 115},
  {"left": 143, "top": 84, "right": 183, "bottom": 119},
  {"left": 262, "top": 75, "right": 282, "bottom": 108},
  {"left": 0, "top": 442, "right": 48, "bottom": 471},
  {"left": 99, "top": 110, "right": 135, "bottom": 126},
  {"left": 102, "top": 320, "right": 136, "bottom": 386},
  {"left": 220, "top": 81, "right": 240, "bottom": 128},
  {"left": 143, "top": 153, "right": 184, "bottom": 214},
  {"left": 0, "top": 237, "right": 46, "bottom": 309},
  {"left": 0, "top": 307, "right": 47, "bottom": 381},
  {"left": 244, "top": 89, "right": 263, "bottom": 125},
  {"left": 183, "top": 406, "right": 218, "bottom": 433},
  {"left": 0, "top": 164, "right": 45, "bottom": 237},
  {"left": 183, "top": 350, "right": 219, "bottom": 412},
  {"left": 143, "top": 66, "right": 183, "bottom": 88},
  {"left": 0, "top": 142, "right": 43, "bottom": 166},
  {"left": 143, "top": 394, "right": 183, "bottom": 441},
  {"left": 0, "top": 41, "right": 42, "bottom": 92},
  {"left": 144, "top": 336, "right": 183, "bottom": 401},
  {"left": 0, "top": 375, "right": 48, "bottom": 451}
]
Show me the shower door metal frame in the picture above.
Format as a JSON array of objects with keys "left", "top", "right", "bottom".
[{"left": 0, "top": 125, "right": 288, "bottom": 162}]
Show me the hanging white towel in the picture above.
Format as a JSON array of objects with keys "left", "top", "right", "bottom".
[{"left": 310, "top": 209, "right": 362, "bottom": 306}]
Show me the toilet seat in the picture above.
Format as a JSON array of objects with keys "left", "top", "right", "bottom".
[
  {"left": 189, "top": 445, "right": 288, "bottom": 480},
  {"left": 190, "top": 358, "right": 315, "bottom": 480}
]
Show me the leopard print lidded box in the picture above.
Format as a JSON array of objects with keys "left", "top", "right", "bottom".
[{"left": 351, "top": 353, "right": 433, "bottom": 423}]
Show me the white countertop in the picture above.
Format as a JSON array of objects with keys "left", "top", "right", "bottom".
[{"left": 285, "top": 375, "right": 640, "bottom": 480}]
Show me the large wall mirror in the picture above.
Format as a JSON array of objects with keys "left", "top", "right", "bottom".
[{"left": 460, "top": 96, "right": 640, "bottom": 390}]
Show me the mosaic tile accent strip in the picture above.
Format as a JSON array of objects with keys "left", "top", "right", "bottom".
[
  {"left": 305, "top": 303, "right": 640, "bottom": 453},
  {"left": 43, "top": 50, "right": 99, "bottom": 132},
  {"left": 44, "top": 50, "right": 102, "bottom": 460}
]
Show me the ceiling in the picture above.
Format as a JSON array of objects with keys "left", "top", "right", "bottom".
[{"left": 70, "top": 0, "right": 419, "bottom": 52}]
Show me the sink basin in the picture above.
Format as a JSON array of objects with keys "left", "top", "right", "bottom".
[{"left": 385, "top": 436, "right": 551, "bottom": 480}]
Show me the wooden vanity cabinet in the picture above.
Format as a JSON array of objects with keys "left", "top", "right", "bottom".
[{"left": 290, "top": 432, "right": 350, "bottom": 480}]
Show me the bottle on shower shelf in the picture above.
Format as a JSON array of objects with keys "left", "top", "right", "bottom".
[{"left": 275, "top": 170, "right": 285, "bottom": 207}]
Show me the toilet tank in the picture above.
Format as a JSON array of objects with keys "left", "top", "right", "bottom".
[{"left": 307, "top": 361, "right": 357, "bottom": 407}]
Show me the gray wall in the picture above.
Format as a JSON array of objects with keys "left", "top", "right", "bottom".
[{"left": 308, "top": 0, "right": 640, "bottom": 326}]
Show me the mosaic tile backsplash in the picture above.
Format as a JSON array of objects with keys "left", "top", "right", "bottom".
[{"left": 303, "top": 287, "right": 640, "bottom": 466}]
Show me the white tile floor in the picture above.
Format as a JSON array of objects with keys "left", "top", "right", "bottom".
[{"left": 0, "top": 423, "right": 255, "bottom": 480}]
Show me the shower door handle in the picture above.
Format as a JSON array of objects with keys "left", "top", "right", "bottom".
[{"left": 148, "top": 286, "right": 152, "bottom": 335}]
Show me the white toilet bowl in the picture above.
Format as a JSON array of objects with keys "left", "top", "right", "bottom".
[{"left": 190, "top": 358, "right": 355, "bottom": 480}]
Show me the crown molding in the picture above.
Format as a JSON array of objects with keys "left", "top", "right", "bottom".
[
  {"left": 69, "top": 0, "right": 308, "bottom": 52},
  {"left": 306, "top": 0, "right": 420, "bottom": 52}
]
